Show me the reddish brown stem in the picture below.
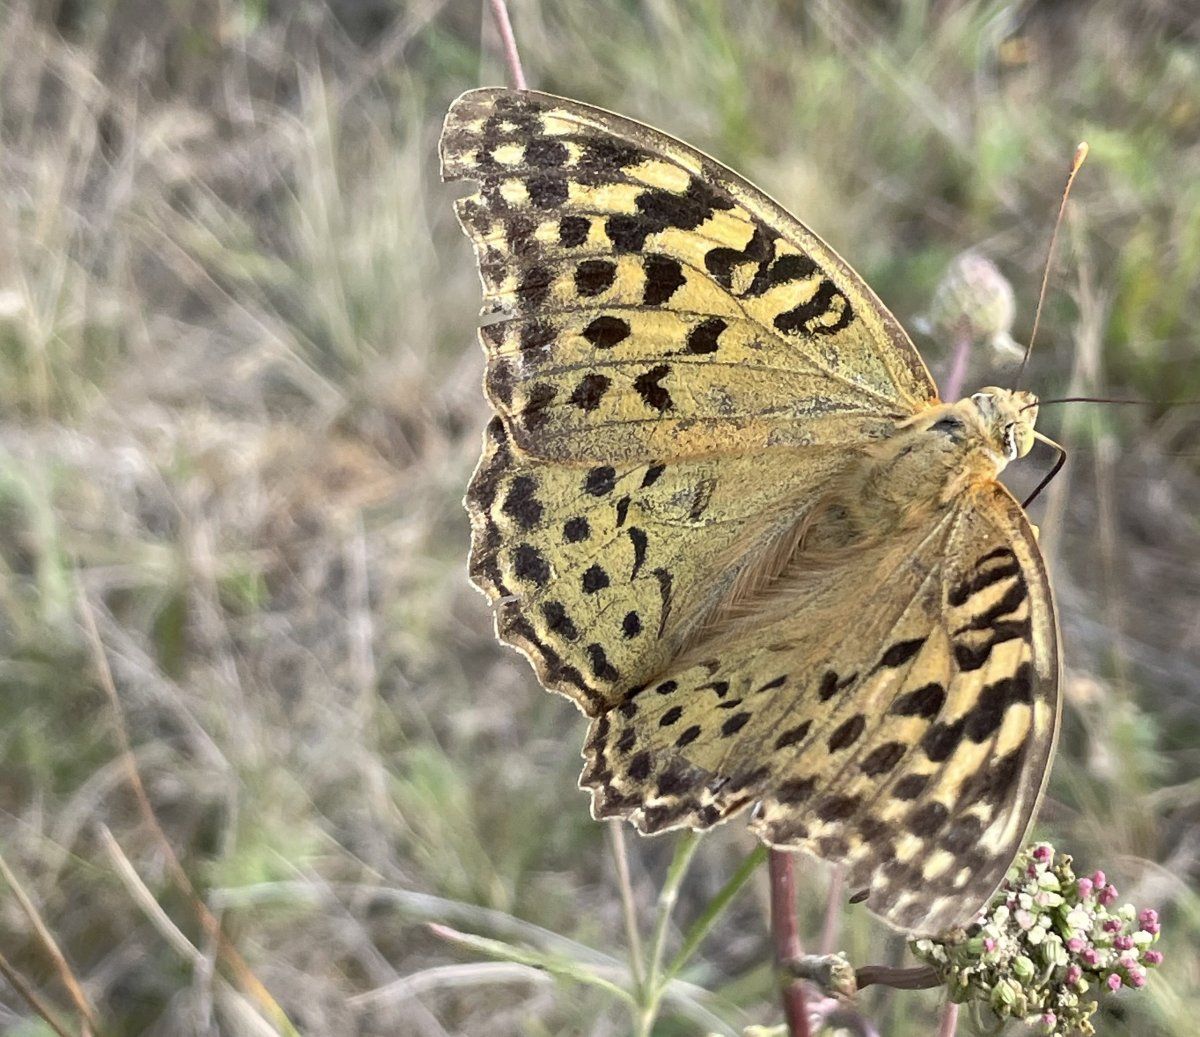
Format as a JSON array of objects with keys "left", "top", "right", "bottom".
[
  {"left": 487, "top": 0, "right": 527, "bottom": 90},
  {"left": 938, "top": 1001, "right": 960, "bottom": 1037},
  {"left": 943, "top": 331, "right": 971, "bottom": 400},
  {"left": 769, "top": 849, "right": 811, "bottom": 1037}
]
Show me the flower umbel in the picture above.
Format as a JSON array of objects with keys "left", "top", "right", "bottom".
[{"left": 911, "top": 844, "right": 1164, "bottom": 1036}]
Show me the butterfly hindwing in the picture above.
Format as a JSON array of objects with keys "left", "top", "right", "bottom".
[{"left": 584, "top": 482, "right": 1060, "bottom": 935}]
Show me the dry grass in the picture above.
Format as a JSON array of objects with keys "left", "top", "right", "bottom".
[{"left": 0, "top": 2, "right": 1197, "bottom": 1034}]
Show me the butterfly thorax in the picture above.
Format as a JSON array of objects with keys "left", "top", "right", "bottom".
[{"left": 800, "top": 388, "right": 1040, "bottom": 551}]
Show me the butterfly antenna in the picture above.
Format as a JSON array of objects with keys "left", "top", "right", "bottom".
[
  {"left": 1014, "top": 141, "right": 1090, "bottom": 388},
  {"left": 1026, "top": 395, "right": 1200, "bottom": 410}
]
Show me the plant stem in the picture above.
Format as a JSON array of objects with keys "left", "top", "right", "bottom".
[
  {"left": 819, "top": 863, "right": 844, "bottom": 955},
  {"left": 487, "top": 0, "right": 527, "bottom": 90},
  {"left": 664, "top": 843, "right": 767, "bottom": 983},
  {"left": 854, "top": 964, "right": 941, "bottom": 990},
  {"left": 938, "top": 1001, "right": 960, "bottom": 1037},
  {"left": 635, "top": 830, "right": 702, "bottom": 1037},
  {"left": 943, "top": 331, "right": 971, "bottom": 400},
  {"left": 769, "top": 849, "right": 811, "bottom": 1037},
  {"left": 607, "top": 822, "right": 646, "bottom": 995}
]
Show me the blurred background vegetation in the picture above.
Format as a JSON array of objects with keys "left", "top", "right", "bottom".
[{"left": 0, "top": 1, "right": 1197, "bottom": 1034}]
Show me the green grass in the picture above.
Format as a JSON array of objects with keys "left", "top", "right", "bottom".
[{"left": 0, "top": 1, "right": 1198, "bottom": 1034}]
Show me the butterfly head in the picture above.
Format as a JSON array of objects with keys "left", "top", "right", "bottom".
[{"left": 968, "top": 387, "right": 1039, "bottom": 462}]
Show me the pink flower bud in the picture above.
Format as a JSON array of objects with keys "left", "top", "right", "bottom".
[
  {"left": 1098, "top": 883, "right": 1118, "bottom": 906},
  {"left": 1143, "top": 950, "right": 1164, "bottom": 966},
  {"left": 1091, "top": 870, "right": 1107, "bottom": 888},
  {"left": 1076, "top": 877, "right": 1094, "bottom": 898},
  {"left": 1142, "top": 920, "right": 1161, "bottom": 935},
  {"left": 1107, "top": 973, "right": 1122, "bottom": 991},
  {"left": 1027, "top": 863, "right": 1040, "bottom": 877},
  {"left": 1042, "top": 1011, "right": 1057, "bottom": 1029},
  {"left": 1114, "top": 935, "right": 1134, "bottom": 951},
  {"left": 1138, "top": 908, "right": 1158, "bottom": 926},
  {"left": 984, "top": 937, "right": 996, "bottom": 952},
  {"left": 1067, "top": 937, "right": 1086, "bottom": 953},
  {"left": 1016, "top": 909, "right": 1034, "bottom": 930},
  {"left": 1083, "top": 948, "right": 1100, "bottom": 966},
  {"left": 1033, "top": 844, "right": 1052, "bottom": 862},
  {"left": 1066, "top": 964, "right": 1083, "bottom": 985},
  {"left": 1103, "top": 919, "right": 1123, "bottom": 933},
  {"left": 1128, "top": 968, "right": 1147, "bottom": 988}
]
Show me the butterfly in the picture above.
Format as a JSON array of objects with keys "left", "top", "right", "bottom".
[{"left": 440, "top": 88, "right": 1060, "bottom": 936}]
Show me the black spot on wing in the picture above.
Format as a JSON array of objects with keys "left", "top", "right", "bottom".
[
  {"left": 501, "top": 475, "right": 543, "bottom": 529},
  {"left": 582, "top": 315, "right": 631, "bottom": 349},
  {"left": 860, "top": 741, "right": 906, "bottom": 776},
  {"left": 964, "top": 663, "right": 1035, "bottom": 742},
  {"left": 527, "top": 173, "right": 568, "bottom": 208},
  {"left": 891, "top": 682, "right": 945, "bottom": 719},
  {"left": 569, "top": 372, "right": 611, "bottom": 411},
  {"left": 908, "top": 801, "right": 949, "bottom": 838},
  {"left": 563, "top": 516, "right": 590, "bottom": 542},
  {"left": 541, "top": 601, "right": 578, "bottom": 640},
  {"left": 953, "top": 618, "right": 1032, "bottom": 671},
  {"left": 513, "top": 544, "right": 550, "bottom": 586},
  {"left": 641, "top": 463, "right": 666, "bottom": 487},
  {"left": 524, "top": 137, "right": 568, "bottom": 167},
  {"left": 575, "top": 259, "right": 616, "bottom": 296},
  {"left": 774, "top": 720, "right": 811, "bottom": 750},
  {"left": 582, "top": 564, "right": 610, "bottom": 594},
  {"left": 876, "top": 637, "right": 926, "bottom": 671},
  {"left": 633, "top": 364, "right": 673, "bottom": 411},
  {"left": 954, "top": 575, "right": 1027, "bottom": 633},
  {"left": 558, "top": 215, "right": 589, "bottom": 247},
  {"left": 721, "top": 712, "right": 751, "bottom": 737},
  {"left": 774, "top": 279, "right": 854, "bottom": 337},
  {"left": 521, "top": 383, "right": 556, "bottom": 431},
  {"left": 628, "top": 527, "right": 648, "bottom": 578},
  {"left": 587, "top": 643, "right": 619, "bottom": 681},
  {"left": 948, "top": 549, "right": 1020, "bottom": 607},
  {"left": 827, "top": 714, "right": 866, "bottom": 752},
  {"left": 891, "top": 773, "right": 929, "bottom": 800},
  {"left": 585, "top": 466, "right": 617, "bottom": 496},
  {"left": 642, "top": 254, "right": 686, "bottom": 305},
  {"left": 684, "top": 317, "right": 726, "bottom": 354}
]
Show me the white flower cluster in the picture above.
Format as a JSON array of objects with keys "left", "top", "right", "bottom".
[{"left": 911, "top": 844, "right": 1163, "bottom": 1035}]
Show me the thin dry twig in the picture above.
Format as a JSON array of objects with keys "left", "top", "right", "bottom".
[
  {"left": 487, "top": 0, "right": 527, "bottom": 89},
  {"left": 819, "top": 864, "right": 845, "bottom": 955},
  {"left": 853, "top": 964, "right": 940, "bottom": 991},
  {"left": 0, "top": 852, "right": 100, "bottom": 1033},
  {"left": 0, "top": 948, "right": 78, "bottom": 1037},
  {"left": 75, "top": 579, "right": 298, "bottom": 1036},
  {"left": 607, "top": 822, "right": 646, "bottom": 993}
]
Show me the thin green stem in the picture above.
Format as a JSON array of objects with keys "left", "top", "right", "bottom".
[
  {"left": 663, "top": 844, "right": 767, "bottom": 983},
  {"left": 633, "top": 831, "right": 703, "bottom": 1037}
]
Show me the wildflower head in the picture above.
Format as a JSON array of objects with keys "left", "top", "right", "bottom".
[{"left": 911, "top": 844, "right": 1164, "bottom": 1035}]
